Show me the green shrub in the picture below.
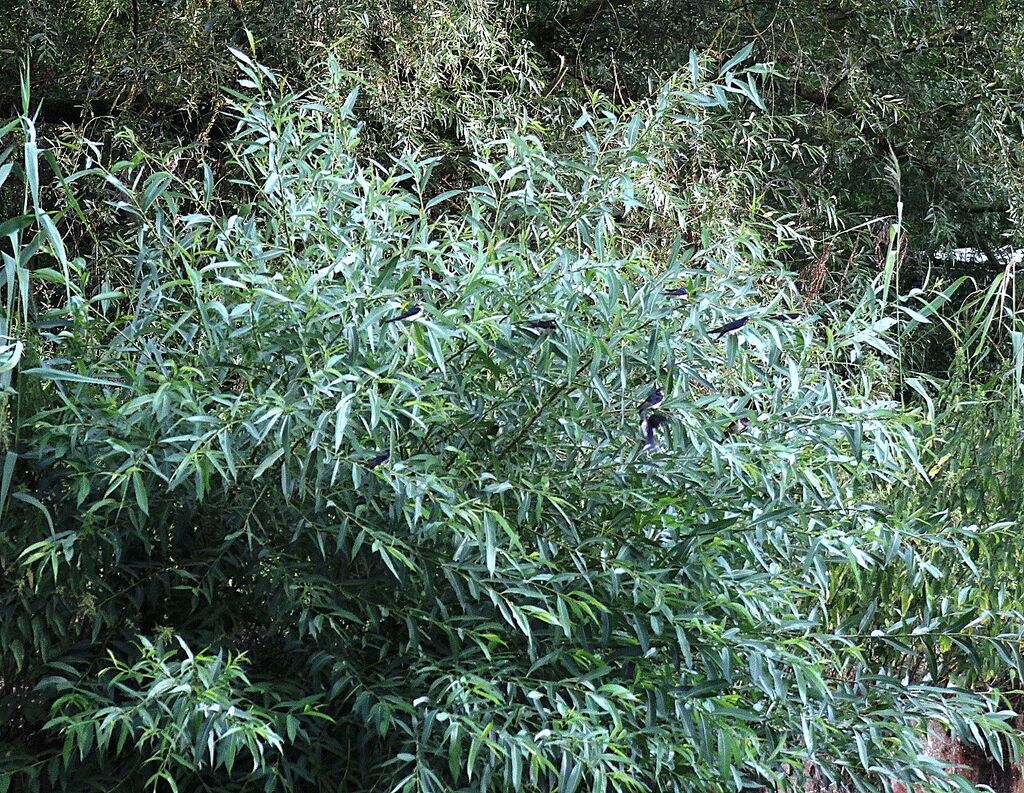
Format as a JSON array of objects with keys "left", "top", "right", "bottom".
[{"left": 1, "top": 53, "right": 1020, "bottom": 792}]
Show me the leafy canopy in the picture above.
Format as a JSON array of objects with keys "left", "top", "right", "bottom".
[{"left": 1, "top": 50, "right": 1021, "bottom": 793}]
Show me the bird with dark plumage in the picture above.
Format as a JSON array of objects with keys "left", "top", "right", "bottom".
[
  {"left": 724, "top": 417, "right": 750, "bottom": 436},
  {"left": 523, "top": 319, "right": 558, "bottom": 331},
  {"left": 384, "top": 304, "right": 424, "bottom": 324},
  {"left": 709, "top": 316, "right": 750, "bottom": 339},
  {"left": 664, "top": 287, "right": 689, "bottom": 298},
  {"left": 366, "top": 452, "right": 390, "bottom": 469},
  {"left": 640, "top": 411, "right": 670, "bottom": 452},
  {"left": 636, "top": 386, "right": 665, "bottom": 414}
]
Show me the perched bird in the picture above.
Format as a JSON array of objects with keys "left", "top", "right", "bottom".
[
  {"left": 479, "top": 420, "right": 501, "bottom": 439},
  {"left": 523, "top": 319, "right": 558, "bottom": 331},
  {"left": 665, "top": 287, "right": 689, "bottom": 298},
  {"left": 366, "top": 452, "right": 390, "bottom": 470},
  {"left": 769, "top": 312, "right": 801, "bottom": 322},
  {"left": 636, "top": 386, "right": 665, "bottom": 414},
  {"left": 641, "top": 411, "right": 670, "bottom": 452},
  {"left": 384, "top": 304, "right": 424, "bottom": 324},
  {"left": 709, "top": 316, "right": 750, "bottom": 339},
  {"left": 724, "top": 417, "right": 750, "bottom": 436}
]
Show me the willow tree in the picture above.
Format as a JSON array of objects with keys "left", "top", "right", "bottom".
[{"left": 1, "top": 53, "right": 1020, "bottom": 792}]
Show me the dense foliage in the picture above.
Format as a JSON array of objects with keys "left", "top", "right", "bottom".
[
  {"left": 8, "top": 1, "right": 1024, "bottom": 254},
  {"left": 3, "top": 2, "right": 1024, "bottom": 792}
]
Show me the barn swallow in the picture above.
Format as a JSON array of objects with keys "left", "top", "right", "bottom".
[
  {"left": 641, "top": 411, "right": 670, "bottom": 452},
  {"left": 384, "top": 304, "right": 424, "bottom": 324},
  {"left": 665, "top": 287, "right": 689, "bottom": 298},
  {"left": 523, "top": 319, "right": 558, "bottom": 331},
  {"left": 636, "top": 387, "right": 665, "bottom": 414},
  {"left": 770, "top": 312, "right": 801, "bottom": 322},
  {"left": 709, "top": 316, "right": 750, "bottom": 339},
  {"left": 724, "top": 417, "right": 750, "bottom": 436},
  {"left": 366, "top": 453, "right": 390, "bottom": 469}
]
